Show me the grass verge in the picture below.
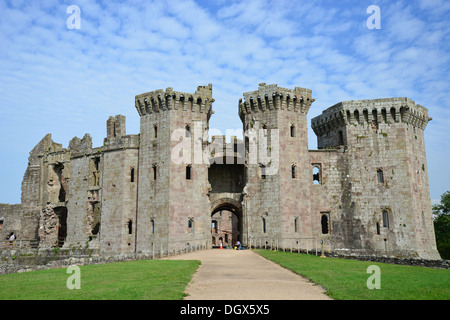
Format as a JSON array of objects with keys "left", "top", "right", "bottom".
[
  {"left": 255, "top": 249, "right": 450, "bottom": 300},
  {"left": 0, "top": 259, "right": 200, "bottom": 300}
]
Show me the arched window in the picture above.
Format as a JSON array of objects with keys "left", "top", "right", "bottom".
[
  {"left": 312, "top": 164, "right": 321, "bottom": 185},
  {"left": 290, "top": 124, "right": 295, "bottom": 137},
  {"left": 185, "top": 125, "right": 191, "bottom": 138},
  {"left": 294, "top": 217, "right": 299, "bottom": 233}
]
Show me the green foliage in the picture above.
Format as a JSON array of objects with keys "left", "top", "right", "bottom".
[
  {"left": 0, "top": 259, "right": 200, "bottom": 300},
  {"left": 255, "top": 250, "right": 450, "bottom": 300},
  {"left": 433, "top": 191, "right": 450, "bottom": 259}
]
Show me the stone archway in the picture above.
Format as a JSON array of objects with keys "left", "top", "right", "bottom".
[{"left": 210, "top": 198, "right": 242, "bottom": 248}]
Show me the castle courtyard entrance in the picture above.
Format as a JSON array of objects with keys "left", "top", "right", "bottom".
[{"left": 210, "top": 199, "right": 242, "bottom": 248}]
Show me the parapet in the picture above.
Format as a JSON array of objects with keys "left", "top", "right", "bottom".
[
  {"left": 135, "top": 84, "right": 214, "bottom": 117},
  {"left": 238, "top": 83, "right": 314, "bottom": 120},
  {"left": 311, "top": 97, "right": 432, "bottom": 137}
]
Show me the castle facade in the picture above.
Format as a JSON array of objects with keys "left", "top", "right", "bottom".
[{"left": 0, "top": 83, "right": 440, "bottom": 260}]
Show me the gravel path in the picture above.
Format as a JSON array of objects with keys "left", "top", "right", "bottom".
[{"left": 164, "top": 249, "right": 332, "bottom": 300}]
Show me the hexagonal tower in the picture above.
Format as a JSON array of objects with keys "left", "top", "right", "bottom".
[
  {"left": 134, "top": 84, "right": 214, "bottom": 255},
  {"left": 238, "top": 83, "right": 315, "bottom": 244},
  {"left": 311, "top": 97, "right": 440, "bottom": 259}
]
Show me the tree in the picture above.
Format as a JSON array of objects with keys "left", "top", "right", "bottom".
[{"left": 432, "top": 191, "right": 450, "bottom": 259}]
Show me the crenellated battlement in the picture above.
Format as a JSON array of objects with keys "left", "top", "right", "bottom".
[
  {"left": 238, "top": 83, "right": 314, "bottom": 120},
  {"left": 311, "top": 97, "right": 432, "bottom": 137},
  {"left": 135, "top": 84, "right": 214, "bottom": 117}
]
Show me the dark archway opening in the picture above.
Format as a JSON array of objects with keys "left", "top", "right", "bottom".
[
  {"left": 210, "top": 200, "right": 242, "bottom": 248},
  {"left": 54, "top": 207, "right": 67, "bottom": 247}
]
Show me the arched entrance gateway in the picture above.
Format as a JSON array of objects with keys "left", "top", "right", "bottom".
[{"left": 210, "top": 198, "right": 243, "bottom": 248}]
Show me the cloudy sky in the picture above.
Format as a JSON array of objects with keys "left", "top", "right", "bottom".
[{"left": 0, "top": 0, "right": 449, "bottom": 204}]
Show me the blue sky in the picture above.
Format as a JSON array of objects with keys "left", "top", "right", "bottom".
[{"left": 0, "top": 0, "right": 449, "bottom": 204}]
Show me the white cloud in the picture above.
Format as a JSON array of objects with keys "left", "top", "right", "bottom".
[{"left": 0, "top": 0, "right": 449, "bottom": 203}]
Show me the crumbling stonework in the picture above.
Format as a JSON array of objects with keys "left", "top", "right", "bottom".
[{"left": 0, "top": 84, "right": 441, "bottom": 260}]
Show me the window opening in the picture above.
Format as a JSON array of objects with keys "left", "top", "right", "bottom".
[
  {"left": 382, "top": 210, "right": 389, "bottom": 228},
  {"left": 128, "top": 220, "right": 133, "bottom": 234},
  {"left": 377, "top": 169, "right": 384, "bottom": 183},
  {"left": 321, "top": 214, "right": 329, "bottom": 234},
  {"left": 186, "top": 165, "right": 191, "bottom": 180}
]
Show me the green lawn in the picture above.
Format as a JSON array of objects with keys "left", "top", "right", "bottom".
[
  {"left": 255, "top": 249, "right": 450, "bottom": 300},
  {"left": 0, "top": 259, "right": 200, "bottom": 300}
]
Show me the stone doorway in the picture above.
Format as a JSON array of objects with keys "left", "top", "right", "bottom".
[{"left": 210, "top": 199, "right": 242, "bottom": 248}]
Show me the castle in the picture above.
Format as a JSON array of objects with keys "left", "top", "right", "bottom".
[{"left": 0, "top": 83, "right": 441, "bottom": 260}]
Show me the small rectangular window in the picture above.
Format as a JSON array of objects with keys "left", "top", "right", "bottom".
[
  {"left": 321, "top": 212, "right": 330, "bottom": 234},
  {"left": 152, "top": 165, "right": 157, "bottom": 181},
  {"left": 382, "top": 210, "right": 389, "bottom": 228},
  {"left": 260, "top": 165, "right": 266, "bottom": 180},
  {"left": 186, "top": 166, "right": 191, "bottom": 180},
  {"left": 377, "top": 169, "right": 384, "bottom": 183},
  {"left": 128, "top": 220, "right": 133, "bottom": 234},
  {"left": 131, "top": 168, "right": 135, "bottom": 183}
]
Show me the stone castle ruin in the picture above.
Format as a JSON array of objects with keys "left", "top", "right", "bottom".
[{"left": 0, "top": 83, "right": 441, "bottom": 260}]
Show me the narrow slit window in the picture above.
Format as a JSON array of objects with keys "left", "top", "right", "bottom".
[
  {"left": 185, "top": 125, "right": 191, "bottom": 138},
  {"left": 382, "top": 210, "right": 389, "bottom": 228},
  {"left": 154, "top": 125, "right": 158, "bottom": 138},
  {"left": 131, "top": 168, "right": 135, "bottom": 183},
  {"left": 262, "top": 217, "right": 266, "bottom": 233},
  {"left": 150, "top": 219, "right": 155, "bottom": 234},
  {"left": 128, "top": 220, "right": 133, "bottom": 234},
  {"left": 188, "top": 219, "right": 194, "bottom": 233},
  {"left": 321, "top": 214, "right": 329, "bottom": 234},
  {"left": 291, "top": 165, "right": 296, "bottom": 179},
  {"left": 186, "top": 165, "right": 191, "bottom": 180},
  {"left": 290, "top": 124, "right": 295, "bottom": 137},
  {"left": 152, "top": 165, "right": 157, "bottom": 181}
]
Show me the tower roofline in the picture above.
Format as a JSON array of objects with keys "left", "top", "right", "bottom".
[
  {"left": 135, "top": 84, "right": 214, "bottom": 117},
  {"left": 238, "top": 83, "right": 315, "bottom": 121}
]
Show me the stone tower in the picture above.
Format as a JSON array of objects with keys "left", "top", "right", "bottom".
[
  {"left": 238, "top": 83, "right": 315, "bottom": 244},
  {"left": 311, "top": 98, "right": 440, "bottom": 259},
  {"left": 134, "top": 84, "right": 214, "bottom": 254}
]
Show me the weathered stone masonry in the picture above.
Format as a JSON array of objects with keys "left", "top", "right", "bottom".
[{"left": 1, "top": 83, "right": 441, "bottom": 260}]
